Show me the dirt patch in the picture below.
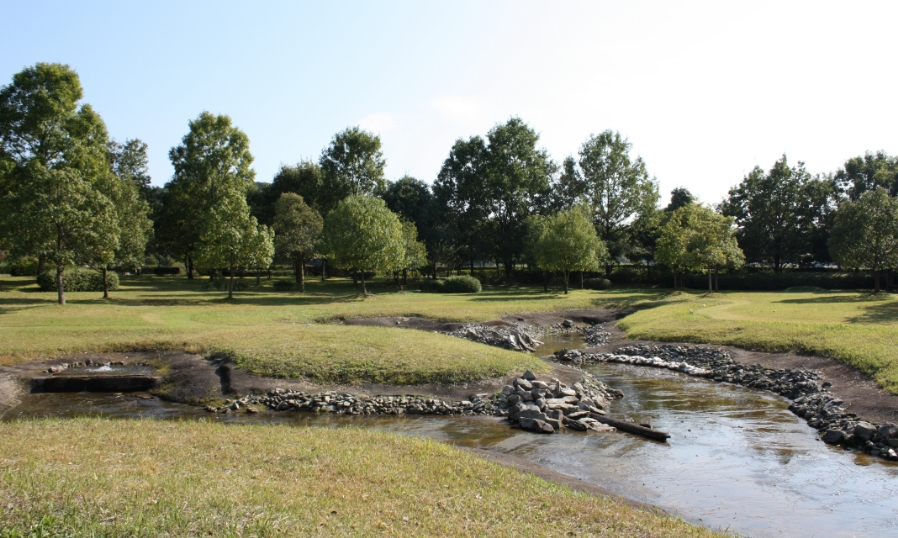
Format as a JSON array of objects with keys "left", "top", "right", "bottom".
[{"left": 588, "top": 323, "right": 898, "bottom": 426}]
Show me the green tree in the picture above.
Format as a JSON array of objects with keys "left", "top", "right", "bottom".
[
  {"left": 194, "top": 188, "right": 274, "bottom": 300},
  {"left": 665, "top": 187, "right": 695, "bottom": 212},
  {"left": 573, "top": 130, "right": 659, "bottom": 276},
  {"left": 721, "top": 155, "right": 831, "bottom": 272},
  {"left": 657, "top": 204, "right": 744, "bottom": 291},
  {"left": 532, "top": 203, "right": 606, "bottom": 294},
  {"left": 318, "top": 127, "right": 386, "bottom": 213},
  {"left": 398, "top": 220, "right": 428, "bottom": 285},
  {"left": 160, "top": 112, "right": 255, "bottom": 278},
  {"left": 321, "top": 194, "right": 404, "bottom": 294},
  {"left": 829, "top": 188, "right": 898, "bottom": 293},
  {"left": 483, "top": 118, "right": 557, "bottom": 279},
  {"left": 272, "top": 193, "right": 323, "bottom": 292},
  {"left": 0, "top": 63, "right": 120, "bottom": 304},
  {"left": 835, "top": 151, "right": 898, "bottom": 201},
  {"left": 108, "top": 138, "right": 152, "bottom": 200}
]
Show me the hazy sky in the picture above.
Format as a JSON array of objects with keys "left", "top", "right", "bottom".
[{"left": 2, "top": 1, "right": 895, "bottom": 205}]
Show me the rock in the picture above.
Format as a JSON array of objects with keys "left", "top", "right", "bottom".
[
  {"left": 506, "top": 394, "right": 521, "bottom": 405},
  {"left": 855, "top": 422, "right": 877, "bottom": 441},
  {"left": 531, "top": 380, "right": 550, "bottom": 390},
  {"left": 522, "top": 370, "right": 537, "bottom": 381},
  {"left": 501, "top": 385, "right": 515, "bottom": 395},
  {"left": 515, "top": 378, "right": 533, "bottom": 391},
  {"left": 565, "top": 420, "right": 588, "bottom": 431},
  {"left": 519, "top": 418, "right": 555, "bottom": 434},
  {"left": 562, "top": 319, "right": 574, "bottom": 328},
  {"left": 821, "top": 430, "right": 845, "bottom": 444},
  {"left": 639, "top": 417, "right": 653, "bottom": 429},
  {"left": 878, "top": 423, "right": 898, "bottom": 439}
]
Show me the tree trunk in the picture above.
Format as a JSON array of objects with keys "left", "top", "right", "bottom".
[
  {"left": 714, "top": 267, "right": 720, "bottom": 292},
  {"left": 56, "top": 265, "right": 65, "bottom": 305},
  {"left": 102, "top": 266, "right": 109, "bottom": 299},
  {"left": 352, "top": 270, "right": 358, "bottom": 286},
  {"left": 228, "top": 264, "right": 235, "bottom": 300},
  {"left": 605, "top": 264, "right": 613, "bottom": 278},
  {"left": 360, "top": 270, "right": 367, "bottom": 295},
  {"left": 563, "top": 270, "right": 569, "bottom": 294},
  {"left": 321, "top": 258, "right": 327, "bottom": 281},
  {"left": 299, "top": 261, "right": 305, "bottom": 292},
  {"left": 580, "top": 271, "right": 584, "bottom": 290},
  {"left": 268, "top": 267, "right": 271, "bottom": 280},
  {"left": 874, "top": 269, "right": 881, "bottom": 293},
  {"left": 37, "top": 254, "right": 46, "bottom": 276},
  {"left": 256, "top": 269, "right": 261, "bottom": 286},
  {"left": 402, "top": 269, "right": 408, "bottom": 285},
  {"left": 673, "top": 272, "right": 678, "bottom": 290},
  {"left": 294, "top": 259, "right": 301, "bottom": 284},
  {"left": 186, "top": 255, "right": 194, "bottom": 280},
  {"left": 708, "top": 270, "right": 712, "bottom": 292},
  {"left": 543, "top": 272, "right": 549, "bottom": 292}
]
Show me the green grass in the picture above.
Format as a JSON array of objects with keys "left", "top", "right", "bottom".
[
  {"left": 0, "top": 419, "right": 720, "bottom": 537},
  {"left": 618, "top": 288, "right": 898, "bottom": 394},
  {"left": 0, "top": 275, "right": 659, "bottom": 383}
]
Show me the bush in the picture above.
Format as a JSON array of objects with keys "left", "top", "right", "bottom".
[
  {"left": 272, "top": 280, "right": 294, "bottom": 292},
  {"left": 418, "top": 279, "right": 445, "bottom": 293},
  {"left": 583, "top": 277, "right": 612, "bottom": 290},
  {"left": 9, "top": 258, "right": 39, "bottom": 276},
  {"left": 152, "top": 267, "right": 181, "bottom": 276},
  {"left": 36, "top": 269, "right": 119, "bottom": 292},
  {"left": 442, "top": 275, "right": 482, "bottom": 293}
]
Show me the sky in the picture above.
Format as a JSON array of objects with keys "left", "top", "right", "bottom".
[{"left": 2, "top": 1, "right": 896, "bottom": 206}]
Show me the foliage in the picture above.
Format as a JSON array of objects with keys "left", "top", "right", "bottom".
[
  {"left": 152, "top": 267, "right": 180, "bottom": 275},
  {"left": 7, "top": 258, "right": 39, "bottom": 276},
  {"left": 835, "top": 150, "right": 898, "bottom": 200},
  {"left": 665, "top": 187, "right": 695, "bottom": 212},
  {"left": 829, "top": 187, "right": 898, "bottom": 292},
  {"left": 108, "top": 138, "right": 152, "bottom": 199},
  {"left": 157, "top": 112, "right": 255, "bottom": 277},
  {"left": 531, "top": 203, "right": 607, "bottom": 293},
  {"left": 36, "top": 268, "right": 118, "bottom": 292},
  {"left": 318, "top": 126, "right": 386, "bottom": 213},
  {"left": 582, "top": 277, "right": 612, "bottom": 290},
  {"left": 720, "top": 155, "right": 838, "bottom": 271},
  {"left": 399, "top": 220, "right": 428, "bottom": 272},
  {"left": 271, "top": 279, "right": 294, "bottom": 292},
  {"left": 563, "top": 130, "right": 659, "bottom": 274},
  {"left": 321, "top": 194, "right": 405, "bottom": 294},
  {"left": 441, "top": 275, "right": 482, "bottom": 293},
  {"left": 272, "top": 192, "right": 323, "bottom": 291},
  {"left": 657, "top": 204, "right": 744, "bottom": 289},
  {"left": 0, "top": 63, "right": 121, "bottom": 304}
]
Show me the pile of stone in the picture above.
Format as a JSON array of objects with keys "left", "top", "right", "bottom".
[
  {"left": 556, "top": 342, "right": 898, "bottom": 460},
  {"left": 492, "top": 370, "right": 620, "bottom": 434},
  {"left": 582, "top": 323, "right": 611, "bottom": 347},
  {"left": 441, "top": 323, "right": 544, "bottom": 352},
  {"left": 47, "top": 359, "right": 129, "bottom": 374},
  {"left": 207, "top": 390, "right": 496, "bottom": 416}
]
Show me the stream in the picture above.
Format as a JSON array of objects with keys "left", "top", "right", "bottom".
[{"left": 4, "top": 333, "right": 898, "bottom": 537}]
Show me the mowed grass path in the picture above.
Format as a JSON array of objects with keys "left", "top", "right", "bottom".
[
  {"left": 619, "top": 288, "right": 898, "bottom": 394},
  {"left": 0, "top": 275, "right": 659, "bottom": 384},
  {"left": 0, "top": 419, "right": 718, "bottom": 537}
]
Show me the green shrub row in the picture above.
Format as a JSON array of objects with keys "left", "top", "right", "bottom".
[
  {"left": 36, "top": 269, "right": 119, "bottom": 292},
  {"left": 582, "top": 277, "right": 612, "bottom": 290},
  {"left": 419, "top": 275, "right": 482, "bottom": 294}
]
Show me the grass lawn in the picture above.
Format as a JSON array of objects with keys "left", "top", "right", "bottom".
[
  {"left": 619, "top": 288, "right": 898, "bottom": 395},
  {"left": 0, "top": 275, "right": 660, "bottom": 384},
  {"left": 0, "top": 419, "right": 720, "bottom": 537}
]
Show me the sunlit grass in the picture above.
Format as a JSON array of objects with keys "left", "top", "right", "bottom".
[{"left": 0, "top": 419, "right": 721, "bottom": 537}]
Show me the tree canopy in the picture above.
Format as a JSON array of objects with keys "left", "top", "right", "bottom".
[
  {"left": 318, "top": 126, "right": 386, "bottom": 214},
  {"left": 272, "top": 193, "right": 323, "bottom": 292},
  {"left": 531, "top": 203, "right": 606, "bottom": 294},
  {"left": 829, "top": 188, "right": 898, "bottom": 293}
]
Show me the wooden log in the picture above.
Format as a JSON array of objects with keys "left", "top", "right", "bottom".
[{"left": 590, "top": 414, "right": 671, "bottom": 441}]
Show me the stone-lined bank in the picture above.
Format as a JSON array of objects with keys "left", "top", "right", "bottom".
[{"left": 556, "top": 341, "right": 898, "bottom": 461}]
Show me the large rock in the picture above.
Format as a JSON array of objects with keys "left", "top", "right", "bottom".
[
  {"left": 821, "top": 430, "right": 845, "bottom": 445},
  {"left": 519, "top": 417, "right": 555, "bottom": 433},
  {"left": 878, "top": 423, "right": 898, "bottom": 439},
  {"left": 522, "top": 370, "right": 537, "bottom": 381},
  {"left": 515, "top": 378, "right": 533, "bottom": 391},
  {"left": 510, "top": 403, "right": 541, "bottom": 422},
  {"left": 855, "top": 422, "right": 877, "bottom": 441}
]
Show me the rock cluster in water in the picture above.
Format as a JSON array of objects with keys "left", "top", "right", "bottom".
[
  {"left": 440, "top": 322, "right": 545, "bottom": 352},
  {"left": 493, "top": 370, "right": 620, "bottom": 434},
  {"left": 47, "top": 359, "right": 129, "bottom": 374},
  {"left": 556, "top": 343, "right": 898, "bottom": 460}
]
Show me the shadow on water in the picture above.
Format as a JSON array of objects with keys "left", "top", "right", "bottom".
[{"left": 4, "top": 333, "right": 898, "bottom": 537}]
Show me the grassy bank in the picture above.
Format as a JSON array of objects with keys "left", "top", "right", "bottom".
[
  {"left": 0, "top": 275, "right": 658, "bottom": 383},
  {"left": 0, "top": 419, "right": 718, "bottom": 537},
  {"left": 619, "top": 289, "right": 898, "bottom": 394}
]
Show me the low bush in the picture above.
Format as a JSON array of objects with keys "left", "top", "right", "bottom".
[
  {"left": 583, "top": 277, "right": 612, "bottom": 290},
  {"left": 36, "top": 269, "right": 118, "bottom": 292},
  {"left": 418, "top": 279, "right": 445, "bottom": 293},
  {"left": 272, "top": 280, "right": 294, "bottom": 292},
  {"left": 152, "top": 267, "right": 181, "bottom": 276},
  {"left": 442, "top": 275, "right": 482, "bottom": 293},
  {"left": 9, "top": 258, "right": 39, "bottom": 277}
]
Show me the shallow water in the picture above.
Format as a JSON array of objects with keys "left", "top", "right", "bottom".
[{"left": 4, "top": 334, "right": 898, "bottom": 537}]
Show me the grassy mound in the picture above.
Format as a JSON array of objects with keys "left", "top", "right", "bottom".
[{"left": 0, "top": 419, "right": 719, "bottom": 537}]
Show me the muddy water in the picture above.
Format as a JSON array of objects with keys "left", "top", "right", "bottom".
[{"left": 4, "top": 335, "right": 898, "bottom": 537}]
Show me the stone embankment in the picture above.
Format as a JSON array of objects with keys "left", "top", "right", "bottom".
[
  {"left": 440, "top": 319, "right": 610, "bottom": 351},
  {"left": 205, "top": 369, "right": 631, "bottom": 437},
  {"left": 557, "top": 341, "right": 898, "bottom": 460}
]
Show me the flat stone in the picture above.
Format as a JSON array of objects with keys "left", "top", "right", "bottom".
[
  {"left": 519, "top": 417, "right": 555, "bottom": 434},
  {"left": 821, "top": 430, "right": 845, "bottom": 445},
  {"left": 515, "top": 378, "right": 533, "bottom": 391}
]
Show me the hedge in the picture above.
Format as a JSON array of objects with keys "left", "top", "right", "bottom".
[
  {"left": 583, "top": 277, "right": 612, "bottom": 290},
  {"left": 420, "top": 275, "right": 481, "bottom": 293},
  {"left": 36, "top": 269, "right": 119, "bottom": 292},
  {"left": 152, "top": 267, "right": 181, "bottom": 275}
]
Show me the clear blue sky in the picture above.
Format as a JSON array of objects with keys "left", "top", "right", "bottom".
[{"left": 2, "top": 1, "right": 895, "bottom": 204}]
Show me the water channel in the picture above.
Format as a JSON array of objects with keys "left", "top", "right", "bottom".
[{"left": 4, "top": 333, "right": 898, "bottom": 537}]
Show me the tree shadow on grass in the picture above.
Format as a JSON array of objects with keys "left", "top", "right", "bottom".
[
  {"left": 777, "top": 292, "right": 892, "bottom": 305},
  {"left": 847, "top": 301, "right": 898, "bottom": 324}
]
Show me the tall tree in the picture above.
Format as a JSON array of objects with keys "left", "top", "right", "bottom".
[
  {"left": 159, "top": 112, "right": 255, "bottom": 278},
  {"left": 108, "top": 138, "right": 152, "bottom": 200},
  {"left": 532, "top": 203, "right": 606, "bottom": 294},
  {"left": 0, "top": 63, "right": 120, "bottom": 304},
  {"left": 835, "top": 151, "right": 898, "bottom": 200},
  {"left": 483, "top": 117, "right": 557, "bottom": 279},
  {"left": 574, "top": 130, "right": 659, "bottom": 276},
  {"left": 318, "top": 126, "right": 386, "bottom": 213},
  {"left": 194, "top": 187, "right": 274, "bottom": 300},
  {"left": 397, "top": 220, "right": 428, "bottom": 285},
  {"left": 272, "top": 193, "right": 323, "bottom": 292},
  {"left": 721, "top": 155, "right": 826, "bottom": 272},
  {"left": 320, "top": 194, "right": 404, "bottom": 295},
  {"left": 829, "top": 188, "right": 898, "bottom": 293},
  {"left": 665, "top": 187, "right": 695, "bottom": 212}
]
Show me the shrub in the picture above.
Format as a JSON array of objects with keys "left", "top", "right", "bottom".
[
  {"left": 418, "top": 279, "right": 445, "bottom": 293},
  {"left": 36, "top": 269, "right": 118, "bottom": 292},
  {"left": 9, "top": 258, "right": 39, "bottom": 276},
  {"left": 272, "top": 280, "right": 294, "bottom": 292},
  {"left": 442, "top": 275, "right": 482, "bottom": 293},
  {"left": 152, "top": 267, "right": 181, "bottom": 276},
  {"left": 583, "top": 277, "right": 612, "bottom": 290}
]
